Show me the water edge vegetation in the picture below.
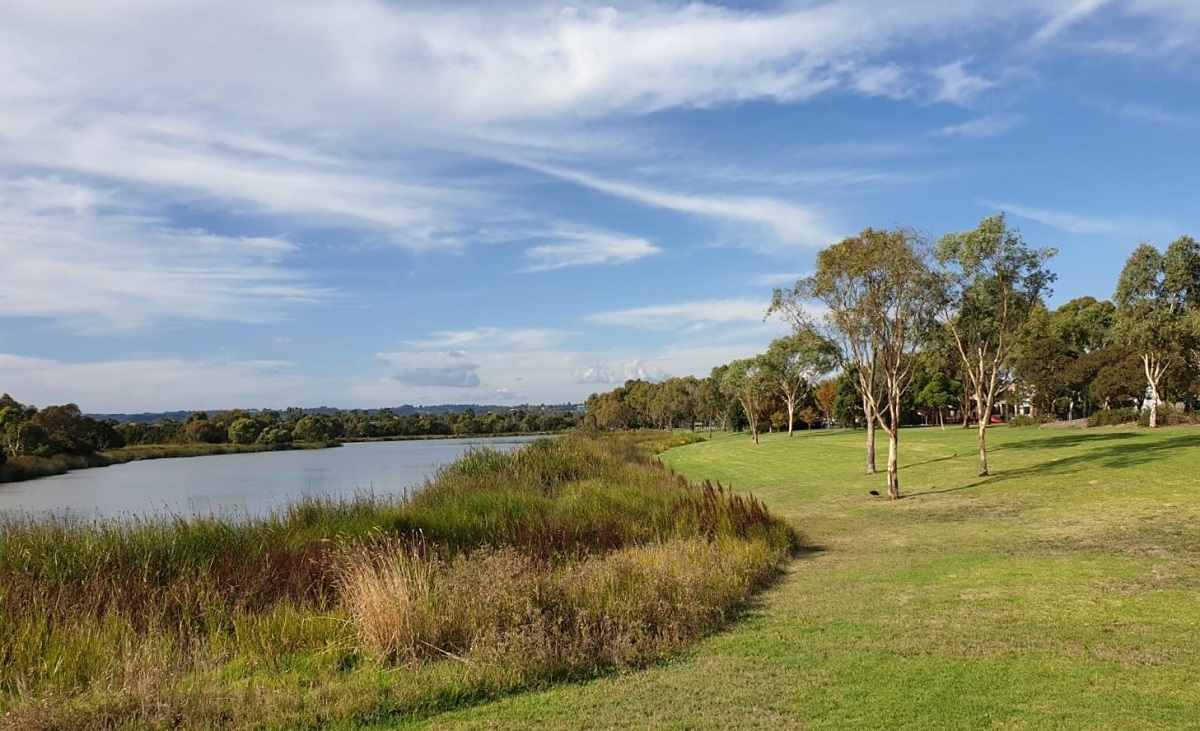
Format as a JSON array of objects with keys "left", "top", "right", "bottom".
[{"left": 0, "top": 431, "right": 795, "bottom": 730}]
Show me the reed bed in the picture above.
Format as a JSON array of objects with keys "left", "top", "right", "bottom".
[{"left": 0, "top": 431, "right": 795, "bottom": 730}]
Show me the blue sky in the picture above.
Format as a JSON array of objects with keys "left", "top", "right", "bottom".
[{"left": 2, "top": 0, "right": 1198, "bottom": 412}]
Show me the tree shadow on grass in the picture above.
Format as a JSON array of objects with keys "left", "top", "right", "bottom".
[
  {"left": 901, "top": 453, "right": 960, "bottom": 469},
  {"left": 988, "top": 428, "right": 1143, "bottom": 452},
  {"left": 906, "top": 430, "right": 1200, "bottom": 497}
]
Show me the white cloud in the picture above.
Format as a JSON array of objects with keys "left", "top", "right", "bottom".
[
  {"left": 573, "top": 359, "right": 669, "bottom": 384},
  {"left": 403, "top": 328, "right": 569, "bottom": 351},
  {"left": 587, "top": 298, "right": 771, "bottom": 331},
  {"left": 983, "top": 200, "right": 1122, "bottom": 234},
  {"left": 521, "top": 231, "right": 660, "bottom": 272},
  {"left": 930, "top": 60, "right": 997, "bottom": 105},
  {"left": 391, "top": 366, "right": 481, "bottom": 389},
  {"left": 1032, "top": 0, "right": 1117, "bottom": 43},
  {"left": 937, "top": 116, "right": 1023, "bottom": 138},
  {"left": 751, "top": 272, "right": 806, "bottom": 287},
  {"left": 983, "top": 199, "right": 1175, "bottom": 237},
  {"left": 0, "top": 176, "right": 328, "bottom": 331},
  {"left": 512, "top": 160, "right": 840, "bottom": 248}
]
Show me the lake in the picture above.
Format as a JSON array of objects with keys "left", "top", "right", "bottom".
[{"left": 0, "top": 436, "right": 543, "bottom": 521}]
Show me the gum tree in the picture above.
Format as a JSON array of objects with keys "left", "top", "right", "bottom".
[
  {"left": 1113, "top": 236, "right": 1200, "bottom": 427},
  {"left": 784, "top": 227, "right": 937, "bottom": 499},
  {"left": 759, "top": 328, "right": 839, "bottom": 437},
  {"left": 937, "top": 215, "right": 1056, "bottom": 476},
  {"left": 721, "top": 357, "right": 774, "bottom": 445}
]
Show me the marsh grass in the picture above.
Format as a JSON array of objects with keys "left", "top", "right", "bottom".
[{"left": 0, "top": 431, "right": 793, "bottom": 729}]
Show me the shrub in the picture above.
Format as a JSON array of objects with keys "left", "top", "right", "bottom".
[
  {"left": 1087, "top": 407, "right": 1139, "bottom": 427},
  {"left": 1010, "top": 414, "right": 1056, "bottom": 427}
]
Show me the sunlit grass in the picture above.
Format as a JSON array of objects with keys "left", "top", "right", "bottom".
[{"left": 373, "top": 424, "right": 1200, "bottom": 731}]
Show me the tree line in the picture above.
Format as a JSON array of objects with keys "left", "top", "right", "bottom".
[
  {"left": 586, "top": 216, "right": 1200, "bottom": 500},
  {"left": 0, "top": 396, "right": 581, "bottom": 464}
]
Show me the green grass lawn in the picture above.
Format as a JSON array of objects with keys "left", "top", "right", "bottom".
[{"left": 368, "top": 424, "right": 1200, "bottom": 730}]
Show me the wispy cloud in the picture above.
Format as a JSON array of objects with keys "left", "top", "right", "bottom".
[
  {"left": 403, "top": 328, "right": 569, "bottom": 351},
  {"left": 1095, "top": 100, "right": 1197, "bottom": 128},
  {"left": 587, "top": 298, "right": 771, "bottom": 331},
  {"left": 751, "top": 272, "right": 805, "bottom": 287},
  {"left": 512, "top": 160, "right": 840, "bottom": 248},
  {"left": 1032, "top": 0, "right": 1117, "bottom": 43},
  {"left": 983, "top": 199, "right": 1175, "bottom": 237},
  {"left": 0, "top": 177, "right": 328, "bottom": 332},
  {"left": 930, "top": 60, "right": 997, "bottom": 105},
  {"left": 936, "top": 115, "right": 1023, "bottom": 138},
  {"left": 521, "top": 231, "right": 660, "bottom": 272}
]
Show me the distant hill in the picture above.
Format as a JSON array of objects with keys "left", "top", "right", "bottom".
[{"left": 89, "top": 403, "right": 582, "bottom": 424}]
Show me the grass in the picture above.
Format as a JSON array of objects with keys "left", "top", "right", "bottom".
[
  {"left": 364, "top": 424, "right": 1200, "bottom": 730},
  {"left": 0, "top": 431, "right": 793, "bottom": 730}
]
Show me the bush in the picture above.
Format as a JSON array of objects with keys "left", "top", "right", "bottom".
[
  {"left": 1165, "top": 411, "right": 1199, "bottom": 426},
  {"left": 1087, "top": 407, "right": 1139, "bottom": 427},
  {"left": 1010, "top": 414, "right": 1056, "bottom": 427}
]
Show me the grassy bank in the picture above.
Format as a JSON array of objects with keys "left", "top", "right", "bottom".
[
  {"left": 0, "top": 441, "right": 337, "bottom": 484},
  {"left": 374, "top": 424, "right": 1200, "bottom": 730},
  {"left": 0, "top": 431, "right": 794, "bottom": 730}
]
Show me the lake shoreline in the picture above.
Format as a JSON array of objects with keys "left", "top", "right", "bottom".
[
  {"left": 0, "top": 432, "right": 566, "bottom": 486},
  {"left": 0, "top": 441, "right": 338, "bottom": 485}
]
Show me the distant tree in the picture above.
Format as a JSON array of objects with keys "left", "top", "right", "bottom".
[
  {"left": 1054, "top": 296, "right": 1115, "bottom": 354},
  {"left": 694, "top": 373, "right": 729, "bottom": 434},
  {"left": 228, "top": 417, "right": 264, "bottom": 445},
  {"left": 1113, "top": 237, "right": 1200, "bottom": 427},
  {"left": 937, "top": 214, "right": 1057, "bottom": 476},
  {"left": 812, "top": 379, "right": 838, "bottom": 428},
  {"left": 184, "top": 414, "right": 227, "bottom": 444},
  {"left": 830, "top": 373, "right": 863, "bottom": 428},
  {"left": 293, "top": 414, "right": 339, "bottom": 442},
  {"left": 1012, "top": 305, "right": 1076, "bottom": 418},
  {"left": 1089, "top": 347, "right": 1147, "bottom": 410},
  {"left": 721, "top": 357, "right": 775, "bottom": 445},
  {"left": 759, "top": 329, "right": 838, "bottom": 437}
]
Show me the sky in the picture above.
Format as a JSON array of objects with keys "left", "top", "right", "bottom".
[{"left": 2, "top": 0, "right": 1199, "bottom": 413}]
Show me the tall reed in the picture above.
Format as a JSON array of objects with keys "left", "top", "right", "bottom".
[{"left": 0, "top": 431, "right": 796, "bottom": 730}]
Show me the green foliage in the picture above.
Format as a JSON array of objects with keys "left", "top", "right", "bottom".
[
  {"left": 1086, "top": 407, "right": 1139, "bottom": 427},
  {"left": 1010, "top": 414, "right": 1055, "bottom": 427},
  {"left": 1113, "top": 237, "right": 1200, "bottom": 426},
  {"left": 720, "top": 357, "right": 777, "bottom": 443},
  {"left": 937, "top": 214, "right": 1057, "bottom": 472},
  {"left": 226, "top": 416, "right": 263, "bottom": 445}
]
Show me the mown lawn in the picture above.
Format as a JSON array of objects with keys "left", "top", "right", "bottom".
[{"left": 371, "top": 424, "right": 1200, "bottom": 730}]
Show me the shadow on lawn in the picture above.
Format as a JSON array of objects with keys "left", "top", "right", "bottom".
[
  {"left": 907, "top": 429, "right": 1200, "bottom": 497},
  {"left": 989, "top": 428, "right": 1143, "bottom": 452}
]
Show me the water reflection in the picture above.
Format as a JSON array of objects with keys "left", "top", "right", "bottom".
[{"left": 0, "top": 436, "right": 542, "bottom": 522}]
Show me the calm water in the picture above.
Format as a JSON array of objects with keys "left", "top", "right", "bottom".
[{"left": 0, "top": 436, "right": 542, "bottom": 521}]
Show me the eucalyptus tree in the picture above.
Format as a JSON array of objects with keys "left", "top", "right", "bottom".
[
  {"left": 1113, "top": 236, "right": 1200, "bottom": 427},
  {"left": 721, "top": 357, "right": 775, "bottom": 445},
  {"left": 776, "top": 227, "right": 938, "bottom": 499},
  {"left": 698, "top": 367, "right": 733, "bottom": 433},
  {"left": 759, "top": 329, "right": 839, "bottom": 437},
  {"left": 937, "top": 215, "right": 1056, "bottom": 476}
]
